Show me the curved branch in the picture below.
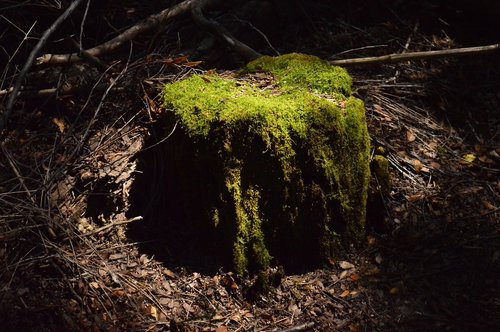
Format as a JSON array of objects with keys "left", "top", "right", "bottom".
[
  {"left": 190, "top": 4, "right": 261, "bottom": 62},
  {"left": 35, "top": 0, "right": 199, "bottom": 67}
]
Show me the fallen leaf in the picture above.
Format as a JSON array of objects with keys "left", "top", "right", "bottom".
[
  {"left": 230, "top": 313, "right": 241, "bottom": 323},
  {"left": 183, "top": 302, "right": 192, "bottom": 313},
  {"left": 375, "top": 253, "right": 383, "bottom": 265},
  {"left": 413, "top": 159, "right": 423, "bottom": 173},
  {"left": 215, "top": 326, "right": 228, "bottom": 332},
  {"left": 109, "top": 253, "right": 125, "bottom": 260},
  {"left": 89, "top": 281, "right": 99, "bottom": 289},
  {"left": 408, "top": 193, "right": 425, "bottom": 202},
  {"left": 389, "top": 287, "right": 399, "bottom": 295},
  {"left": 184, "top": 61, "right": 203, "bottom": 67},
  {"left": 98, "top": 268, "right": 108, "bottom": 277},
  {"left": 52, "top": 118, "right": 66, "bottom": 133},
  {"left": 162, "top": 269, "right": 175, "bottom": 279},
  {"left": 339, "top": 261, "right": 355, "bottom": 270},
  {"left": 430, "top": 161, "right": 441, "bottom": 169},
  {"left": 460, "top": 153, "right": 476, "bottom": 164},
  {"left": 150, "top": 305, "right": 158, "bottom": 320},
  {"left": 340, "top": 290, "right": 350, "bottom": 298},
  {"left": 349, "top": 274, "right": 360, "bottom": 282},
  {"left": 406, "top": 130, "right": 416, "bottom": 142},
  {"left": 139, "top": 254, "right": 151, "bottom": 265},
  {"left": 212, "top": 313, "right": 224, "bottom": 321},
  {"left": 483, "top": 200, "right": 496, "bottom": 210}
]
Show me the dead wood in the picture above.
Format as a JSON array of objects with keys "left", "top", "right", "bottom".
[
  {"left": 0, "top": 83, "right": 111, "bottom": 100},
  {"left": 1, "top": 0, "right": 85, "bottom": 132},
  {"left": 330, "top": 43, "right": 500, "bottom": 66},
  {"left": 35, "top": 0, "right": 199, "bottom": 67},
  {"left": 190, "top": 3, "right": 262, "bottom": 62}
]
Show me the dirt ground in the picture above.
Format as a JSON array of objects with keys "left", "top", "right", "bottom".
[{"left": 1, "top": 1, "right": 499, "bottom": 331}]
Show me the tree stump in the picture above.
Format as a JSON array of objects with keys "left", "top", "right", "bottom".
[{"left": 131, "top": 54, "right": 370, "bottom": 276}]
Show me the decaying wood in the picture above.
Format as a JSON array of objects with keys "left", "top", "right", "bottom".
[
  {"left": 36, "top": 0, "right": 199, "bottom": 67},
  {"left": 330, "top": 43, "right": 500, "bottom": 66}
]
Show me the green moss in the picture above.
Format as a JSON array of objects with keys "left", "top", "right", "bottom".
[
  {"left": 244, "top": 53, "right": 352, "bottom": 96},
  {"left": 372, "top": 155, "right": 391, "bottom": 195},
  {"left": 161, "top": 53, "right": 370, "bottom": 276}
]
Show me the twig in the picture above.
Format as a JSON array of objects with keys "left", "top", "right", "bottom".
[
  {"left": 35, "top": 0, "right": 199, "bottom": 67},
  {"left": 330, "top": 43, "right": 500, "bottom": 66},
  {"left": 72, "top": 216, "right": 143, "bottom": 238},
  {"left": 1, "top": 143, "right": 35, "bottom": 204},
  {"left": 191, "top": 3, "right": 261, "bottom": 61},
  {"left": 1, "top": 0, "right": 85, "bottom": 132},
  {"left": 0, "top": 83, "right": 111, "bottom": 99},
  {"left": 272, "top": 322, "right": 315, "bottom": 332}
]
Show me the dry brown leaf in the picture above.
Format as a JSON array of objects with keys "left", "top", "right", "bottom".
[
  {"left": 406, "top": 130, "right": 416, "bottom": 142},
  {"left": 52, "top": 117, "right": 66, "bottom": 133},
  {"left": 150, "top": 305, "right": 158, "bottom": 320},
  {"left": 230, "top": 313, "right": 241, "bottom": 323},
  {"left": 349, "top": 274, "right": 360, "bottom": 282},
  {"left": 183, "top": 302, "right": 193, "bottom": 313},
  {"left": 340, "top": 290, "right": 350, "bottom": 298},
  {"left": 89, "top": 281, "right": 99, "bottom": 289},
  {"left": 389, "top": 287, "right": 399, "bottom": 295},
  {"left": 483, "top": 200, "right": 496, "bottom": 210},
  {"left": 413, "top": 159, "right": 423, "bottom": 173},
  {"left": 162, "top": 269, "right": 175, "bottom": 279},
  {"left": 339, "top": 261, "right": 355, "bottom": 270},
  {"left": 109, "top": 253, "right": 125, "bottom": 260},
  {"left": 139, "top": 254, "right": 151, "bottom": 265},
  {"left": 98, "top": 268, "right": 108, "bottom": 277},
  {"left": 184, "top": 61, "right": 203, "bottom": 67},
  {"left": 408, "top": 193, "right": 425, "bottom": 202},
  {"left": 212, "top": 313, "right": 224, "bottom": 321},
  {"left": 215, "top": 326, "right": 228, "bottom": 332},
  {"left": 430, "top": 161, "right": 441, "bottom": 169}
]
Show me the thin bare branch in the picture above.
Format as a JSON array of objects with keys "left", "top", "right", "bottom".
[
  {"left": 35, "top": 0, "right": 199, "bottom": 67},
  {"left": 1, "top": 0, "right": 85, "bottom": 132},
  {"left": 330, "top": 43, "right": 500, "bottom": 66},
  {"left": 191, "top": 4, "right": 261, "bottom": 61}
]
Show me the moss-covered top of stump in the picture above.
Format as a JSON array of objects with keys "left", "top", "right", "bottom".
[{"left": 161, "top": 53, "right": 370, "bottom": 276}]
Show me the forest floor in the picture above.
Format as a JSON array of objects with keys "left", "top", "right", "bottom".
[{"left": 1, "top": 1, "right": 499, "bottom": 331}]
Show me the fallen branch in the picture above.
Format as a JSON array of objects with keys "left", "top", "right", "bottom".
[
  {"left": 273, "top": 322, "right": 315, "bottom": 332},
  {"left": 35, "top": 0, "right": 199, "bottom": 67},
  {"left": 329, "top": 43, "right": 500, "bottom": 66},
  {"left": 77, "top": 216, "right": 143, "bottom": 238},
  {"left": 0, "top": 83, "right": 111, "bottom": 100},
  {"left": 1, "top": 0, "right": 85, "bottom": 132},
  {"left": 191, "top": 3, "right": 261, "bottom": 61}
]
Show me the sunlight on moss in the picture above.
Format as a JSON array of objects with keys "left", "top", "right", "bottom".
[
  {"left": 244, "top": 53, "right": 352, "bottom": 96},
  {"left": 161, "top": 53, "right": 370, "bottom": 276}
]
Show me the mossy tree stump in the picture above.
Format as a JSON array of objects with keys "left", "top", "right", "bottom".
[{"left": 152, "top": 53, "right": 370, "bottom": 275}]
